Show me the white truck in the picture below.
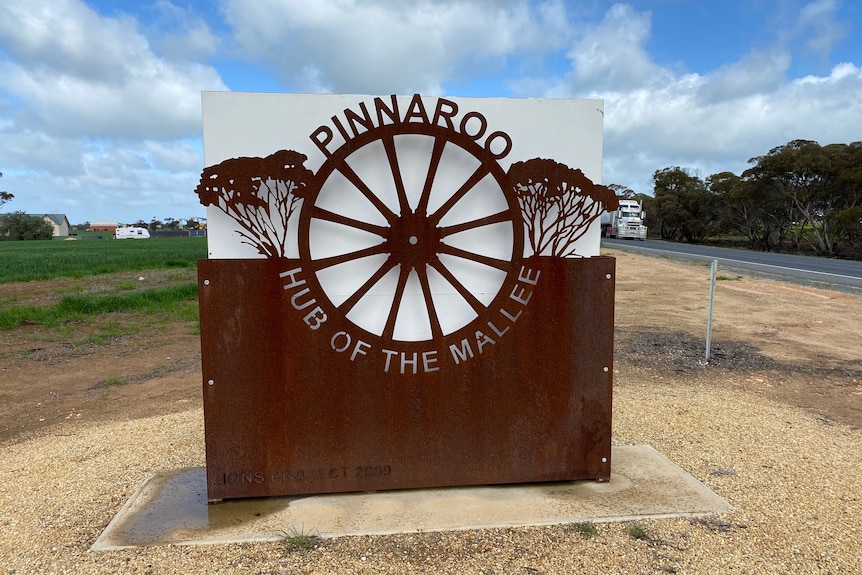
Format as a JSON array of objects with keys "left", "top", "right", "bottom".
[
  {"left": 115, "top": 227, "right": 151, "bottom": 239},
  {"left": 601, "top": 199, "right": 647, "bottom": 240}
]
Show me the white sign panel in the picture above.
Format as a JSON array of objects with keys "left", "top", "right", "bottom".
[
  {"left": 201, "top": 93, "right": 605, "bottom": 258},
  {"left": 198, "top": 93, "right": 612, "bottom": 342}
]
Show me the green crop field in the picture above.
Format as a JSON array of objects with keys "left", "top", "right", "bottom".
[{"left": 0, "top": 236, "right": 208, "bottom": 283}]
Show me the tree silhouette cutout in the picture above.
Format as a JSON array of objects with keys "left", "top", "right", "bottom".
[
  {"left": 195, "top": 150, "right": 313, "bottom": 257},
  {"left": 509, "top": 158, "right": 619, "bottom": 256}
]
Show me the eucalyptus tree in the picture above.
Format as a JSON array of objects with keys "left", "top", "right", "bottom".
[
  {"left": 0, "top": 172, "right": 13, "bottom": 209},
  {"left": 652, "top": 167, "right": 721, "bottom": 243},
  {"left": 744, "top": 140, "right": 862, "bottom": 256},
  {"left": 709, "top": 171, "right": 787, "bottom": 250}
]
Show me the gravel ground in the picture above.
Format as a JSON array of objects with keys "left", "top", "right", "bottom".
[{"left": 2, "top": 372, "right": 861, "bottom": 574}]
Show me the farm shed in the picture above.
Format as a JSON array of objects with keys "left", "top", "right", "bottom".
[{"left": 90, "top": 219, "right": 118, "bottom": 232}]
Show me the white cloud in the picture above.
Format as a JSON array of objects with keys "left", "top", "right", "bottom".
[
  {"left": 222, "top": 0, "right": 570, "bottom": 94},
  {"left": 0, "top": 0, "right": 226, "bottom": 140},
  {"left": 563, "top": 3, "right": 667, "bottom": 92},
  {"left": 795, "top": 0, "right": 850, "bottom": 61},
  {"left": 0, "top": 0, "right": 224, "bottom": 223},
  {"left": 0, "top": 0, "right": 131, "bottom": 83},
  {"left": 0, "top": 127, "right": 85, "bottom": 176},
  {"left": 150, "top": 1, "right": 219, "bottom": 63},
  {"left": 144, "top": 140, "right": 204, "bottom": 173},
  {"left": 697, "top": 49, "right": 791, "bottom": 102},
  {"left": 597, "top": 60, "right": 862, "bottom": 192}
]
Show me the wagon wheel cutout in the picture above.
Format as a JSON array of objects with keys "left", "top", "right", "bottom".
[{"left": 298, "top": 122, "right": 524, "bottom": 348}]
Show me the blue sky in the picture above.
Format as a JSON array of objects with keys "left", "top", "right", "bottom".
[{"left": 0, "top": 0, "right": 860, "bottom": 225}]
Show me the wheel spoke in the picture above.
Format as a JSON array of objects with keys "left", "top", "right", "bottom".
[
  {"left": 335, "top": 162, "right": 399, "bottom": 225},
  {"left": 311, "top": 243, "right": 389, "bottom": 272},
  {"left": 416, "top": 136, "right": 447, "bottom": 217},
  {"left": 382, "top": 264, "right": 411, "bottom": 341},
  {"left": 382, "top": 134, "right": 411, "bottom": 216},
  {"left": 429, "top": 257, "right": 486, "bottom": 317},
  {"left": 416, "top": 265, "right": 443, "bottom": 341},
  {"left": 311, "top": 206, "right": 389, "bottom": 238},
  {"left": 339, "top": 257, "right": 398, "bottom": 315},
  {"left": 429, "top": 164, "right": 492, "bottom": 226},
  {"left": 437, "top": 244, "right": 511, "bottom": 272},
  {"left": 439, "top": 210, "right": 513, "bottom": 238}
]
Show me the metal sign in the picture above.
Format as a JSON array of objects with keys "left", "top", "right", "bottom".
[{"left": 196, "top": 93, "right": 618, "bottom": 502}]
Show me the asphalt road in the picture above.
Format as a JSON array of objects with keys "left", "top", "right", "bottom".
[{"left": 602, "top": 238, "right": 862, "bottom": 291}]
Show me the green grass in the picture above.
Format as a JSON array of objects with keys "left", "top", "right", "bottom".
[
  {"left": 87, "top": 321, "right": 141, "bottom": 345},
  {"left": 0, "top": 283, "right": 199, "bottom": 330},
  {"left": 0, "top": 236, "right": 207, "bottom": 283},
  {"left": 572, "top": 521, "right": 600, "bottom": 538},
  {"left": 627, "top": 521, "right": 650, "bottom": 540},
  {"left": 281, "top": 526, "right": 322, "bottom": 553}
]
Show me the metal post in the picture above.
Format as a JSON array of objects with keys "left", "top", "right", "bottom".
[{"left": 706, "top": 259, "right": 717, "bottom": 362}]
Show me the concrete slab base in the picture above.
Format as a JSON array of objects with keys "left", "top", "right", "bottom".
[{"left": 92, "top": 445, "right": 731, "bottom": 550}]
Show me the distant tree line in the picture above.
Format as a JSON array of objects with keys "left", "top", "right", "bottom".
[
  {"left": 630, "top": 140, "right": 862, "bottom": 259},
  {"left": 126, "top": 217, "right": 206, "bottom": 231}
]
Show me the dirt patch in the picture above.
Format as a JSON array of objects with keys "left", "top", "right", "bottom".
[
  {"left": 615, "top": 326, "right": 862, "bottom": 427},
  {"left": 0, "top": 324, "right": 201, "bottom": 442},
  {"left": 610, "top": 247, "right": 862, "bottom": 428},
  {"left": 0, "top": 267, "right": 201, "bottom": 442},
  {"left": 1, "top": 250, "right": 860, "bottom": 444}
]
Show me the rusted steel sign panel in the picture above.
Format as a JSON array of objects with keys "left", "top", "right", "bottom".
[
  {"left": 199, "top": 256, "right": 614, "bottom": 501},
  {"left": 196, "top": 93, "right": 618, "bottom": 502}
]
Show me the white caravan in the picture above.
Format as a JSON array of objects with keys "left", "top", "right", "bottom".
[{"left": 115, "top": 227, "right": 151, "bottom": 239}]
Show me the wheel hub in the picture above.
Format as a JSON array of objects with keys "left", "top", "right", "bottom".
[{"left": 388, "top": 212, "right": 440, "bottom": 271}]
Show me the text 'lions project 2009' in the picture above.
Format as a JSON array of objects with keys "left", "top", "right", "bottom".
[{"left": 196, "top": 93, "right": 619, "bottom": 502}]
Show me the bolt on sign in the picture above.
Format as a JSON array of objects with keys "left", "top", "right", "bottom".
[{"left": 196, "top": 93, "right": 619, "bottom": 502}]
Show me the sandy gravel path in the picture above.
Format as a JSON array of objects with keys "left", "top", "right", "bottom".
[{"left": 2, "top": 249, "right": 860, "bottom": 574}]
